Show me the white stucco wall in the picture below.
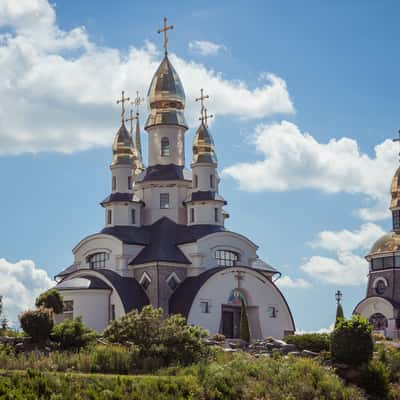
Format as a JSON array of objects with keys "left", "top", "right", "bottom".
[
  {"left": 187, "top": 267, "right": 294, "bottom": 339},
  {"left": 146, "top": 125, "right": 187, "bottom": 166},
  {"left": 191, "top": 164, "right": 219, "bottom": 192}
]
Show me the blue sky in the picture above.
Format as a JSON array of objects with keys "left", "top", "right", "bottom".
[{"left": 0, "top": 0, "right": 399, "bottom": 330}]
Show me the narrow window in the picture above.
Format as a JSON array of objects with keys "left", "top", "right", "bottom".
[
  {"left": 200, "top": 301, "right": 210, "bottom": 313},
  {"left": 63, "top": 300, "right": 74, "bottom": 320},
  {"left": 160, "top": 193, "right": 170, "bottom": 209},
  {"left": 111, "top": 304, "right": 116, "bottom": 321},
  {"left": 167, "top": 275, "right": 179, "bottom": 290},
  {"left": 190, "top": 208, "right": 195, "bottom": 223},
  {"left": 210, "top": 174, "right": 214, "bottom": 188},
  {"left": 131, "top": 209, "right": 136, "bottom": 224},
  {"left": 112, "top": 176, "right": 117, "bottom": 191},
  {"left": 161, "top": 137, "right": 170, "bottom": 157},
  {"left": 267, "top": 306, "right": 277, "bottom": 318},
  {"left": 128, "top": 176, "right": 132, "bottom": 190},
  {"left": 140, "top": 273, "right": 151, "bottom": 290},
  {"left": 214, "top": 208, "right": 218, "bottom": 222},
  {"left": 393, "top": 210, "right": 400, "bottom": 231},
  {"left": 107, "top": 209, "right": 112, "bottom": 225},
  {"left": 193, "top": 174, "right": 198, "bottom": 188}
]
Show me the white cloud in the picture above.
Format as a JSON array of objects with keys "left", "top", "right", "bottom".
[
  {"left": 296, "top": 323, "right": 334, "bottom": 334},
  {"left": 188, "top": 40, "right": 226, "bottom": 56},
  {"left": 0, "top": 258, "right": 53, "bottom": 326},
  {"left": 276, "top": 275, "right": 311, "bottom": 289},
  {"left": 300, "top": 223, "right": 385, "bottom": 286},
  {"left": 223, "top": 121, "right": 397, "bottom": 221},
  {"left": 0, "top": 0, "right": 294, "bottom": 155}
]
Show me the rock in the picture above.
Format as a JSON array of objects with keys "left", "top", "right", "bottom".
[
  {"left": 223, "top": 348, "right": 239, "bottom": 352},
  {"left": 301, "top": 350, "right": 319, "bottom": 357},
  {"left": 270, "top": 339, "right": 287, "bottom": 348},
  {"left": 280, "top": 344, "right": 297, "bottom": 354},
  {"left": 288, "top": 351, "right": 301, "bottom": 357}
]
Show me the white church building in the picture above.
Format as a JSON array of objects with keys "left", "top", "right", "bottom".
[{"left": 54, "top": 20, "right": 295, "bottom": 340}]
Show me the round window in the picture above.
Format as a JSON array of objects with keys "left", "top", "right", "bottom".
[{"left": 375, "top": 280, "right": 386, "bottom": 295}]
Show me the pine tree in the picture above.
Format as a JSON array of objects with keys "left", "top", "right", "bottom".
[
  {"left": 335, "top": 303, "right": 344, "bottom": 327},
  {"left": 240, "top": 298, "right": 250, "bottom": 342}
]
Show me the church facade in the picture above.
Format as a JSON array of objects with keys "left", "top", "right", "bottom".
[
  {"left": 54, "top": 21, "right": 295, "bottom": 340},
  {"left": 353, "top": 162, "right": 400, "bottom": 338}
]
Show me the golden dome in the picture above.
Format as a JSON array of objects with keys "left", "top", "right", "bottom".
[
  {"left": 192, "top": 122, "right": 217, "bottom": 164},
  {"left": 112, "top": 123, "right": 134, "bottom": 165},
  {"left": 390, "top": 166, "right": 400, "bottom": 210},
  {"left": 367, "top": 232, "right": 400, "bottom": 258},
  {"left": 145, "top": 55, "right": 188, "bottom": 129}
]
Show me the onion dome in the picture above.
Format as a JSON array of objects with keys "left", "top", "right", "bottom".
[
  {"left": 111, "top": 122, "right": 134, "bottom": 165},
  {"left": 145, "top": 55, "right": 188, "bottom": 130},
  {"left": 367, "top": 232, "right": 400, "bottom": 259},
  {"left": 192, "top": 122, "right": 217, "bottom": 164},
  {"left": 390, "top": 166, "right": 400, "bottom": 210}
]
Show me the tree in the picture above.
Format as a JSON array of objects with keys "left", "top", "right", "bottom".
[
  {"left": 51, "top": 317, "right": 96, "bottom": 351},
  {"left": 331, "top": 315, "right": 373, "bottom": 366},
  {"left": 335, "top": 303, "right": 344, "bottom": 327},
  {"left": 240, "top": 298, "right": 250, "bottom": 342},
  {"left": 19, "top": 307, "right": 54, "bottom": 343},
  {"left": 35, "top": 289, "right": 64, "bottom": 314}
]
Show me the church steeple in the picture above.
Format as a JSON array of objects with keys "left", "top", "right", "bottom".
[{"left": 391, "top": 130, "right": 400, "bottom": 233}]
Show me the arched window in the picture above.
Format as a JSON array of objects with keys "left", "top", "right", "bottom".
[
  {"left": 193, "top": 174, "right": 198, "bottom": 188},
  {"left": 87, "top": 252, "right": 109, "bottom": 269},
  {"left": 112, "top": 176, "right": 116, "bottom": 191},
  {"left": 161, "top": 137, "right": 170, "bottom": 157},
  {"left": 374, "top": 278, "right": 388, "bottom": 295},
  {"left": 215, "top": 250, "right": 239, "bottom": 267},
  {"left": 210, "top": 174, "right": 215, "bottom": 188},
  {"left": 369, "top": 313, "right": 388, "bottom": 330}
]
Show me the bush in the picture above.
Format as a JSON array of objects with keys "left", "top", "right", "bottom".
[
  {"left": 93, "top": 344, "right": 139, "bottom": 374},
  {"left": 51, "top": 317, "right": 97, "bottom": 351},
  {"left": 35, "top": 289, "right": 64, "bottom": 314},
  {"left": 378, "top": 346, "right": 400, "bottom": 383},
  {"left": 19, "top": 308, "right": 53, "bottom": 343},
  {"left": 103, "top": 305, "right": 210, "bottom": 368},
  {"left": 285, "top": 333, "right": 331, "bottom": 353},
  {"left": 355, "top": 360, "right": 389, "bottom": 399},
  {"left": 331, "top": 315, "right": 373, "bottom": 366}
]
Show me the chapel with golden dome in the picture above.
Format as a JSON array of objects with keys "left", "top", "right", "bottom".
[{"left": 353, "top": 160, "right": 400, "bottom": 338}]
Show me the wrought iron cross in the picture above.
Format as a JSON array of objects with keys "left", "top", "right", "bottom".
[
  {"left": 335, "top": 290, "right": 342, "bottom": 305},
  {"left": 393, "top": 129, "right": 400, "bottom": 161},
  {"left": 133, "top": 91, "right": 144, "bottom": 117},
  {"left": 116, "top": 90, "right": 130, "bottom": 122},
  {"left": 157, "top": 17, "right": 173, "bottom": 55},
  {"left": 203, "top": 108, "right": 214, "bottom": 127},
  {"left": 234, "top": 271, "right": 244, "bottom": 289},
  {"left": 196, "top": 88, "right": 209, "bottom": 123},
  {"left": 125, "top": 109, "right": 135, "bottom": 134}
]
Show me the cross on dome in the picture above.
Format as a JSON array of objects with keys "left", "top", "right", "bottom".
[
  {"left": 116, "top": 90, "right": 130, "bottom": 122},
  {"left": 125, "top": 109, "right": 135, "bottom": 134},
  {"left": 133, "top": 91, "right": 144, "bottom": 117},
  {"left": 157, "top": 17, "right": 173, "bottom": 56},
  {"left": 196, "top": 88, "right": 209, "bottom": 123},
  {"left": 203, "top": 108, "right": 214, "bottom": 127}
]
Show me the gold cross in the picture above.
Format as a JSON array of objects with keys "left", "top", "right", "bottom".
[
  {"left": 133, "top": 91, "right": 144, "bottom": 116},
  {"left": 393, "top": 129, "right": 400, "bottom": 161},
  {"left": 116, "top": 90, "right": 130, "bottom": 122},
  {"left": 157, "top": 17, "right": 173, "bottom": 55},
  {"left": 125, "top": 109, "right": 135, "bottom": 134},
  {"left": 196, "top": 88, "right": 209, "bottom": 122},
  {"left": 203, "top": 108, "right": 214, "bottom": 127}
]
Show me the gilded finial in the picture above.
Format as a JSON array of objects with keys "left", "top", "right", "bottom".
[
  {"left": 203, "top": 108, "right": 214, "bottom": 128},
  {"left": 393, "top": 129, "right": 400, "bottom": 162},
  {"left": 196, "top": 88, "right": 209, "bottom": 124},
  {"left": 125, "top": 109, "right": 135, "bottom": 134},
  {"left": 157, "top": 17, "right": 174, "bottom": 56},
  {"left": 116, "top": 90, "right": 130, "bottom": 123}
]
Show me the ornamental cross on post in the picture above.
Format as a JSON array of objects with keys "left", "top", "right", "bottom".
[
  {"left": 393, "top": 129, "right": 400, "bottom": 162},
  {"left": 335, "top": 290, "right": 342, "bottom": 305},
  {"left": 158, "top": 17, "right": 173, "bottom": 55},
  {"left": 125, "top": 109, "right": 135, "bottom": 134},
  {"left": 203, "top": 108, "right": 214, "bottom": 128},
  {"left": 196, "top": 88, "right": 209, "bottom": 123},
  {"left": 133, "top": 91, "right": 144, "bottom": 117},
  {"left": 116, "top": 90, "right": 130, "bottom": 123}
]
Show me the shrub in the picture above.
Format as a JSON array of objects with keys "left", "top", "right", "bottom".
[
  {"left": 19, "top": 308, "right": 53, "bottom": 343},
  {"left": 355, "top": 360, "right": 389, "bottom": 399},
  {"left": 93, "top": 344, "right": 139, "bottom": 374},
  {"left": 35, "top": 289, "right": 64, "bottom": 314},
  {"left": 240, "top": 299, "right": 250, "bottom": 342},
  {"left": 103, "top": 305, "right": 210, "bottom": 368},
  {"left": 331, "top": 315, "right": 373, "bottom": 366},
  {"left": 51, "top": 317, "right": 97, "bottom": 351},
  {"left": 285, "top": 333, "right": 331, "bottom": 353},
  {"left": 378, "top": 346, "right": 400, "bottom": 383}
]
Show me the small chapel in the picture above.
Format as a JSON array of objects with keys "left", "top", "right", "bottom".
[
  {"left": 353, "top": 142, "right": 400, "bottom": 339},
  {"left": 54, "top": 19, "right": 295, "bottom": 340}
]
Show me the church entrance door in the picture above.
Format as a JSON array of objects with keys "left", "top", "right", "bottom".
[{"left": 221, "top": 305, "right": 241, "bottom": 338}]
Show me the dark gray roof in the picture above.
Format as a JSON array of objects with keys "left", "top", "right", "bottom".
[
  {"left": 57, "top": 269, "right": 149, "bottom": 313},
  {"left": 55, "top": 264, "right": 77, "bottom": 278},
  {"left": 186, "top": 191, "right": 227, "bottom": 204},
  {"left": 136, "top": 164, "right": 191, "bottom": 182},
  {"left": 56, "top": 275, "right": 111, "bottom": 290},
  {"left": 169, "top": 266, "right": 295, "bottom": 331},
  {"left": 101, "top": 192, "right": 143, "bottom": 205}
]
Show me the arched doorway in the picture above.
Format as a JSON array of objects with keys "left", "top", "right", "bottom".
[
  {"left": 369, "top": 313, "right": 388, "bottom": 331},
  {"left": 221, "top": 289, "right": 246, "bottom": 338}
]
